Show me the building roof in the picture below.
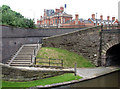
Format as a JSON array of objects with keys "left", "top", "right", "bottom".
[
  {"left": 89, "top": 18, "right": 117, "bottom": 25},
  {"left": 84, "top": 20, "right": 92, "bottom": 24}
]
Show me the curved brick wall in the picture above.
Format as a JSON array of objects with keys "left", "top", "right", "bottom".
[{"left": 1, "top": 63, "right": 74, "bottom": 82}]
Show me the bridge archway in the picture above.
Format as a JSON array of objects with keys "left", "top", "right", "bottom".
[
  {"left": 105, "top": 43, "right": 120, "bottom": 66},
  {"left": 101, "top": 41, "right": 120, "bottom": 66}
]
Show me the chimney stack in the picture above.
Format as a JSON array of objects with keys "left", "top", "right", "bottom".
[
  {"left": 100, "top": 15, "right": 103, "bottom": 21},
  {"left": 55, "top": 9, "right": 60, "bottom": 13},
  {"left": 112, "top": 17, "right": 115, "bottom": 21},
  {"left": 41, "top": 16, "right": 42, "bottom": 19},
  {"left": 107, "top": 16, "right": 110, "bottom": 21},
  {"left": 92, "top": 14, "right": 95, "bottom": 20},
  {"left": 60, "top": 7, "right": 64, "bottom": 13},
  {"left": 75, "top": 14, "right": 79, "bottom": 21}
]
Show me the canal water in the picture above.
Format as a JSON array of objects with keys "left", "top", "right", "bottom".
[{"left": 51, "top": 70, "right": 120, "bottom": 88}]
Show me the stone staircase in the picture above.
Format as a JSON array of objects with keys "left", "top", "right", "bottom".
[{"left": 6, "top": 44, "right": 41, "bottom": 67}]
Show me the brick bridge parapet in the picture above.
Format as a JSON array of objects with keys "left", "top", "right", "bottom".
[{"left": 100, "top": 28, "right": 120, "bottom": 66}]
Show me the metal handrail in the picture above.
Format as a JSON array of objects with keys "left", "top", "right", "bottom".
[
  {"left": 36, "top": 58, "right": 63, "bottom": 67},
  {"left": 31, "top": 42, "right": 41, "bottom": 65}
]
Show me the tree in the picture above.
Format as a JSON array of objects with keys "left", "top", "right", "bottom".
[{"left": 1, "top": 5, "right": 35, "bottom": 28}]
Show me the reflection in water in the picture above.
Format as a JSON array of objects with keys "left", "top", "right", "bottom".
[{"left": 51, "top": 71, "right": 120, "bottom": 88}]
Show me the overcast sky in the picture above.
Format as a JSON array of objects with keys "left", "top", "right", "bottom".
[{"left": 1, "top": 0, "right": 120, "bottom": 23}]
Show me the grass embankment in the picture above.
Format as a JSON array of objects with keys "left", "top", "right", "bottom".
[
  {"left": 2, "top": 73, "right": 82, "bottom": 88},
  {"left": 36, "top": 47, "right": 95, "bottom": 68}
]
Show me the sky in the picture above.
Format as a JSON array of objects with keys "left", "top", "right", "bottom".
[{"left": 1, "top": 0, "right": 120, "bottom": 23}]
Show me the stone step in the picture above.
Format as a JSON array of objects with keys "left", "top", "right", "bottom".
[
  {"left": 13, "top": 59, "right": 31, "bottom": 62},
  {"left": 18, "top": 53, "right": 34, "bottom": 55},
  {"left": 15, "top": 55, "right": 32, "bottom": 58},
  {"left": 19, "top": 51, "right": 34, "bottom": 52},
  {"left": 15, "top": 58, "right": 32, "bottom": 60},
  {"left": 24, "top": 44, "right": 38, "bottom": 46},
  {"left": 23, "top": 44, "right": 37, "bottom": 46},
  {"left": 7, "top": 60, "right": 31, "bottom": 62},
  {"left": 10, "top": 63, "right": 30, "bottom": 65},
  {"left": 20, "top": 49, "right": 35, "bottom": 52},
  {"left": 22, "top": 47, "right": 36, "bottom": 49},
  {"left": 10, "top": 64, "right": 30, "bottom": 67},
  {"left": 6, "top": 59, "right": 31, "bottom": 64},
  {"left": 11, "top": 62, "right": 31, "bottom": 64},
  {"left": 20, "top": 50, "right": 34, "bottom": 52},
  {"left": 21, "top": 48, "right": 36, "bottom": 50},
  {"left": 20, "top": 48, "right": 35, "bottom": 50}
]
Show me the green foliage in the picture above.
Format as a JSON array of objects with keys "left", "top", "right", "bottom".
[
  {"left": 0, "top": 5, "right": 35, "bottom": 28},
  {"left": 36, "top": 47, "right": 95, "bottom": 68},
  {"left": 2, "top": 73, "right": 82, "bottom": 87}
]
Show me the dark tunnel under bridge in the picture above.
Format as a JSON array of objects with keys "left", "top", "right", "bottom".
[{"left": 106, "top": 43, "right": 120, "bottom": 66}]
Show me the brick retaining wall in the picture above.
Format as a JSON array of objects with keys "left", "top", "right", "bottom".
[
  {"left": 43, "top": 26, "right": 101, "bottom": 66},
  {"left": 1, "top": 63, "right": 74, "bottom": 82}
]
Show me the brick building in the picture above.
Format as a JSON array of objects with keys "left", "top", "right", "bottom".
[
  {"left": 37, "top": 6, "right": 118, "bottom": 28},
  {"left": 88, "top": 14, "right": 119, "bottom": 26},
  {"left": 37, "top": 6, "right": 86, "bottom": 28}
]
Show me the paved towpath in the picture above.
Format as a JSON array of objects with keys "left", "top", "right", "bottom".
[
  {"left": 36, "top": 67, "right": 120, "bottom": 88},
  {"left": 76, "top": 67, "right": 120, "bottom": 79}
]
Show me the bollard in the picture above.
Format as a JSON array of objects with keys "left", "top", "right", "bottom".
[
  {"left": 74, "top": 63, "right": 77, "bottom": 76},
  {"left": 61, "top": 59, "right": 63, "bottom": 68},
  {"left": 35, "top": 57, "right": 36, "bottom": 64},
  {"left": 49, "top": 58, "right": 50, "bottom": 66}
]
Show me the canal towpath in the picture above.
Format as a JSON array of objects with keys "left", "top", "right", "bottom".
[{"left": 36, "top": 67, "right": 120, "bottom": 88}]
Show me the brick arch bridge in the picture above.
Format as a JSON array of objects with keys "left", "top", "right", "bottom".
[
  {"left": 100, "top": 28, "right": 120, "bottom": 66},
  {"left": 43, "top": 26, "right": 120, "bottom": 66},
  {"left": 101, "top": 40, "right": 119, "bottom": 65}
]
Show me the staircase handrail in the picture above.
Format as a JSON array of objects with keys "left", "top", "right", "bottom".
[{"left": 31, "top": 43, "right": 42, "bottom": 65}]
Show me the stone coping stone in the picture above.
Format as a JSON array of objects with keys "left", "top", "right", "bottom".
[
  {"left": 1, "top": 63, "right": 74, "bottom": 72},
  {"left": 43, "top": 26, "right": 100, "bottom": 40}
]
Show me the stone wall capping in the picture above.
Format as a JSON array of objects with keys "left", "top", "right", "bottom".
[
  {"left": 1, "top": 63, "right": 74, "bottom": 81},
  {"left": 43, "top": 26, "right": 99, "bottom": 40}
]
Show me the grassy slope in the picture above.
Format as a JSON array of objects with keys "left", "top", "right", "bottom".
[
  {"left": 2, "top": 73, "right": 82, "bottom": 88},
  {"left": 36, "top": 47, "right": 95, "bottom": 68}
]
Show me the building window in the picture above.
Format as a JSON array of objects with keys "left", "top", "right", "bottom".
[
  {"left": 44, "top": 21, "right": 46, "bottom": 24},
  {"left": 63, "top": 18, "right": 65, "bottom": 23},
  {"left": 76, "top": 21, "right": 78, "bottom": 24},
  {"left": 56, "top": 19, "right": 57, "bottom": 24},
  {"left": 59, "top": 19, "right": 61, "bottom": 23},
  {"left": 47, "top": 21, "right": 49, "bottom": 24},
  {"left": 53, "top": 19, "right": 54, "bottom": 24}
]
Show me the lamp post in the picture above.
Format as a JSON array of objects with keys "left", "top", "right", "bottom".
[{"left": 96, "top": 12, "right": 97, "bottom": 26}]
